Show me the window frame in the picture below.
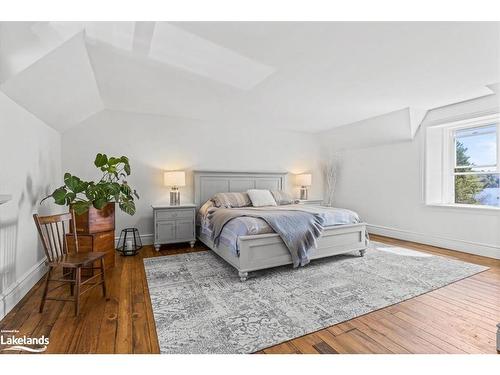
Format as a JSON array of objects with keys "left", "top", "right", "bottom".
[{"left": 445, "top": 118, "right": 500, "bottom": 207}]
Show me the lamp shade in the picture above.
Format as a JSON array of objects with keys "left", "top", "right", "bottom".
[
  {"left": 296, "top": 173, "right": 312, "bottom": 186},
  {"left": 163, "top": 171, "right": 186, "bottom": 187}
]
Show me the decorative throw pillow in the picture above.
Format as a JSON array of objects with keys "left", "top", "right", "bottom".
[
  {"left": 211, "top": 192, "right": 251, "bottom": 208},
  {"left": 246, "top": 189, "right": 277, "bottom": 207},
  {"left": 271, "top": 190, "right": 295, "bottom": 205}
]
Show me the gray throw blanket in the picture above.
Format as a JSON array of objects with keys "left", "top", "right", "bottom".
[{"left": 208, "top": 207, "right": 325, "bottom": 267}]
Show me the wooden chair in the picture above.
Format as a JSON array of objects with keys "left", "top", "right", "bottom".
[{"left": 33, "top": 211, "right": 107, "bottom": 316}]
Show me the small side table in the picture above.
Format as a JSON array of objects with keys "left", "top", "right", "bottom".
[{"left": 152, "top": 203, "right": 196, "bottom": 251}]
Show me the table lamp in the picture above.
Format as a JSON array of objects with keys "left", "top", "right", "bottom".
[
  {"left": 296, "top": 174, "right": 312, "bottom": 200},
  {"left": 164, "top": 171, "right": 186, "bottom": 205}
]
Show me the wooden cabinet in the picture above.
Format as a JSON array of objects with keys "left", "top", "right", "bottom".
[
  {"left": 67, "top": 230, "right": 115, "bottom": 276},
  {"left": 73, "top": 203, "right": 115, "bottom": 234},
  {"left": 152, "top": 204, "right": 196, "bottom": 251},
  {"left": 68, "top": 203, "right": 116, "bottom": 275}
]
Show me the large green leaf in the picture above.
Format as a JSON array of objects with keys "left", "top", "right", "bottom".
[
  {"left": 124, "top": 163, "right": 131, "bottom": 175},
  {"left": 120, "top": 183, "right": 132, "bottom": 195},
  {"left": 72, "top": 201, "right": 91, "bottom": 215},
  {"left": 52, "top": 187, "right": 68, "bottom": 205},
  {"left": 119, "top": 200, "right": 136, "bottom": 216},
  {"left": 64, "top": 173, "right": 85, "bottom": 193},
  {"left": 107, "top": 182, "right": 121, "bottom": 196},
  {"left": 93, "top": 198, "right": 108, "bottom": 210},
  {"left": 94, "top": 153, "right": 108, "bottom": 168},
  {"left": 65, "top": 192, "right": 76, "bottom": 205},
  {"left": 108, "top": 157, "right": 119, "bottom": 165}
]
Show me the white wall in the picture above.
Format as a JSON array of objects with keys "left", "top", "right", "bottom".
[
  {"left": 318, "top": 93, "right": 500, "bottom": 259},
  {"left": 62, "top": 109, "right": 323, "bottom": 242},
  {"left": 0, "top": 91, "right": 62, "bottom": 319}
]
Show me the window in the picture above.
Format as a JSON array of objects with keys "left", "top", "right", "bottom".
[
  {"left": 425, "top": 114, "right": 500, "bottom": 209},
  {"left": 452, "top": 124, "right": 499, "bottom": 207}
]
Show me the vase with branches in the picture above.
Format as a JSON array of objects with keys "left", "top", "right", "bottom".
[{"left": 322, "top": 156, "right": 338, "bottom": 207}]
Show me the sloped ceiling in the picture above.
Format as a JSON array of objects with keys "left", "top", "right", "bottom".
[
  {"left": 1, "top": 32, "right": 104, "bottom": 132},
  {"left": 319, "top": 108, "right": 419, "bottom": 151},
  {"left": 0, "top": 21, "right": 499, "bottom": 134}
]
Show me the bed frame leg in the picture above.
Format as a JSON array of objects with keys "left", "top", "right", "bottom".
[
  {"left": 238, "top": 272, "right": 248, "bottom": 282},
  {"left": 359, "top": 249, "right": 366, "bottom": 257}
]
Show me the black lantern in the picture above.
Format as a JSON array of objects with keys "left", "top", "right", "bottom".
[{"left": 116, "top": 228, "right": 142, "bottom": 256}]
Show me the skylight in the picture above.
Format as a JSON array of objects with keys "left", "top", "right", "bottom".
[{"left": 148, "top": 22, "right": 275, "bottom": 90}]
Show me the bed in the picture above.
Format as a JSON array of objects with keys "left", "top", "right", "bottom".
[{"left": 194, "top": 171, "right": 368, "bottom": 281}]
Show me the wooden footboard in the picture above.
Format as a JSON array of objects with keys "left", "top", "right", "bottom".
[{"left": 198, "top": 223, "right": 367, "bottom": 281}]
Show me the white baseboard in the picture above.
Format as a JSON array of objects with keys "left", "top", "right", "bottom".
[
  {"left": 368, "top": 224, "right": 500, "bottom": 260},
  {"left": 114, "top": 233, "right": 154, "bottom": 247},
  {"left": 0, "top": 259, "right": 47, "bottom": 320}
]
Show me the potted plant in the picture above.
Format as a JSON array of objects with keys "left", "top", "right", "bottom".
[{"left": 42, "top": 153, "right": 139, "bottom": 234}]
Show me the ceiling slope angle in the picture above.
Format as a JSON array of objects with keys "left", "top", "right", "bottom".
[
  {"left": 149, "top": 22, "right": 276, "bottom": 90},
  {"left": 0, "top": 32, "right": 104, "bottom": 133},
  {"left": 318, "top": 107, "right": 428, "bottom": 151}
]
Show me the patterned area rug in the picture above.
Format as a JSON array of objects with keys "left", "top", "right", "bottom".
[{"left": 143, "top": 242, "right": 487, "bottom": 353}]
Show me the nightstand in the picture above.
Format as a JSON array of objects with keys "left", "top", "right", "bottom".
[
  {"left": 297, "top": 199, "right": 324, "bottom": 206},
  {"left": 152, "top": 203, "right": 196, "bottom": 251}
]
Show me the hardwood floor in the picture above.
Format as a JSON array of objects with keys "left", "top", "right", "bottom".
[{"left": 1, "top": 235, "right": 499, "bottom": 354}]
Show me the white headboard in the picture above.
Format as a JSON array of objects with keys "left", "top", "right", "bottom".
[{"left": 193, "top": 171, "right": 287, "bottom": 209}]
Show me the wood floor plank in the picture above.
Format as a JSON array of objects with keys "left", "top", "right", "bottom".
[
  {"left": 288, "top": 335, "right": 322, "bottom": 354},
  {"left": 115, "top": 258, "right": 133, "bottom": 353},
  {"left": 327, "top": 321, "right": 356, "bottom": 336},
  {"left": 357, "top": 315, "right": 447, "bottom": 353},
  {"left": 431, "top": 287, "right": 500, "bottom": 316},
  {"left": 66, "top": 276, "right": 106, "bottom": 354},
  {"left": 348, "top": 318, "right": 411, "bottom": 353},
  {"left": 141, "top": 257, "right": 160, "bottom": 354},
  {"left": 446, "top": 280, "right": 500, "bottom": 301},
  {"left": 392, "top": 311, "right": 483, "bottom": 354},
  {"left": 320, "top": 328, "right": 392, "bottom": 354},
  {"left": 131, "top": 255, "right": 152, "bottom": 354},
  {"left": 417, "top": 294, "right": 498, "bottom": 331},
  {"left": 263, "top": 342, "right": 300, "bottom": 354},
  {"left": 313, "top": 341, "right": 338, "bottom": 354},
  {"left": 95, "top": 256, "right": 123, "bottom": 354},
  {"left": 380, "top": 311, "right": 467, "bottom": 353},
  {"left": 459, "top": 278, "right": 500, "bottom": 295},
  {"left": 343, "top": 329, "right": 394, "bottom": 353},
  {"left": 387, "top": 300, "right": 496, "bottom": 353}
]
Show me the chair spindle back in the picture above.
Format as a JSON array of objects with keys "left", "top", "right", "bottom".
[{"left": 33, "top": 211, "right": 79, "bottom": 263}]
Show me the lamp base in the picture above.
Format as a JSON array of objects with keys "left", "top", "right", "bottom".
[
  {"left": 170, "top": 189, "right": 180, "bottom": 205},
  {"left": 300, "top": 187, "right": 308, "bottom": 200}
]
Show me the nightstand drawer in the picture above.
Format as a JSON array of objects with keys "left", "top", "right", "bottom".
[
  {"left": 156, "top": 220, "right": 176, "bottom": 243},
  {"left": 155, "top": 209, "right": 193, "bottom": 221},
  {"left": 175, "top": 219, "right": 195, "bottom": 240}
]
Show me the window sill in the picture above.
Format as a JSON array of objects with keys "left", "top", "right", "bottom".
[{"left": 426, "top": 203, "right": 500, "bottom": 213}]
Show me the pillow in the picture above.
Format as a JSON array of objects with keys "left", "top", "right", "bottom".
[
  {"left": 247, "top": 189, "right": 277, "bottom": 207},
  {"left": 212, "top": 192, "right": 251, "bottom": 208},
  {"left": 271, "top": 190, "right": 295, "bottom": 205}
]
